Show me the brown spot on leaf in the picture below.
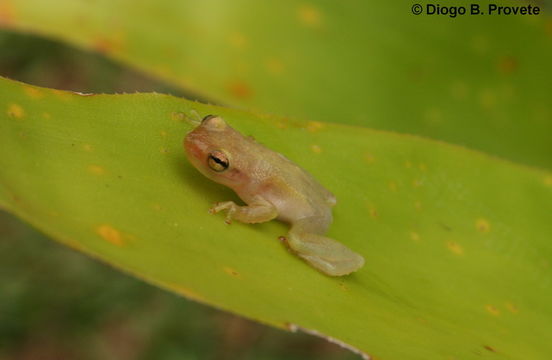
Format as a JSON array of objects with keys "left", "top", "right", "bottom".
[
  {"left": 338, "top": 282, "right": 348, "bottom": 291},
  {"left": 476, "top": 218, "right": 491, "bottom": 233},
  {"left": 223, "top": 267, "right": 241, "bottom": 278},
  {"left": 497, "top": 56, "right": 518, "bottom": 75},
  {"left": 545, "top": 18, "right": 552, "bottom": 38},
  {"left": 171, "top": 111, "right": 187, "bottom": 122}
]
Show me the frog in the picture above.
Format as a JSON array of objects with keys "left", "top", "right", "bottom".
[{"left": 183, "top": 114, "right": 365, "bottom": 276}]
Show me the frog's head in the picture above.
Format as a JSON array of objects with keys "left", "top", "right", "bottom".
[{"left": 184, "top": 115, "right": 250, "bottom": 189}]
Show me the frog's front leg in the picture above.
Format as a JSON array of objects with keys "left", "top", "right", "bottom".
[
  {"left": 210, "top": 195, "right": 278, "bottom": 224},
  {"left": 286, "top": 217, "right": 364, "bottom": 276}
]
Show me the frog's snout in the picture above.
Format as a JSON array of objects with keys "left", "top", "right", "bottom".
[
  {"left": 183, "top": 134, "right": 198, "bottom": 157},
  {"left": 184, "top": 132, "right": 208, "bottom": 162}
]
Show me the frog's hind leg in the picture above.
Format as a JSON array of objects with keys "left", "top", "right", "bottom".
[{"left": 286, "top": 219, "right": 364, "bottom": 276}]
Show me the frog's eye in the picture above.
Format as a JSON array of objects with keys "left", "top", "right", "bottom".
[
  {"left": 207, "top": 150, "right": 229, "bottom": 172},
  {"left": 202, "top": 115, "right": 227, "bottom": 131},
  {"left": 202, "top": 114, "right": 217, "bottom": 123}
]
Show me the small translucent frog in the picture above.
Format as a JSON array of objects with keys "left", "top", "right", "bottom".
[{"left": 183, "top": 114, "right": 364, "bottom": 276}]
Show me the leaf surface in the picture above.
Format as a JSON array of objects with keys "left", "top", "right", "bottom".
[{"left": 1, "top": 77, "right": 551, "bottom": 359}]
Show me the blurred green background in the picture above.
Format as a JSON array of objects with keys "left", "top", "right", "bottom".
[{"left": 0, "top": 31, "right": 357, "bottom": 360}]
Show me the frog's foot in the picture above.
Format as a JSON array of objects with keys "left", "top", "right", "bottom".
[
  {"left": 209, "top": 201, "right": 237, "bottom": 224},
  {"left": 210, "top": 197, "right": 278, "bottom": 225},
  {"left": 286, "top": 231, "right": 365, "bottom": 276}
]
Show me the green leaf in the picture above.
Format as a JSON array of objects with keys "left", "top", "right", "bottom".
[
  {"left": 2, "top": 0, "right": 551, "bottom": 169},
  {"left": 1, "top": 77, "right": 551, "bottom": 359}
]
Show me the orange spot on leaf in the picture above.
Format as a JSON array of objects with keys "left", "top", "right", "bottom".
[
  {"left": 94, "top": 33, "right": 125, "bottom": 54},
  {"left": 447, "top": 241, "right": 464, "bottom": 255},
  {"left": 227, "top": 80, "right": 253, "bottom": 99},
  {"left": 96, "top": 225, "right": 127, "bottom": 246},
  {"left": 23, "top": 86, "right": 44, "bottom": 99},
  {"left": 310, "top": 144, "right": 322, "bottom": 154},
  {"left": 88, "top": 165, "right": 106, "bottom": 175},
  {"left": 505, "top": 302, "right": 519, "bottom": 314},
  {"left": 51, "top": 89, "right": 71, "bottom": 101},
  {"left": 297, "top": 4, "right": 323, "bottom": 28},
  {"left": 485, "top": 304, "right": 500, "bottom": 316},
  {"left": 306, "top": 121, "right": 324, "bottom": 132},
  {"left": 368, "top": 205, "right": 378, "bottom": 219},
  {"left": 7, "top": 103, "right": 24, "bottom": 118}
]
